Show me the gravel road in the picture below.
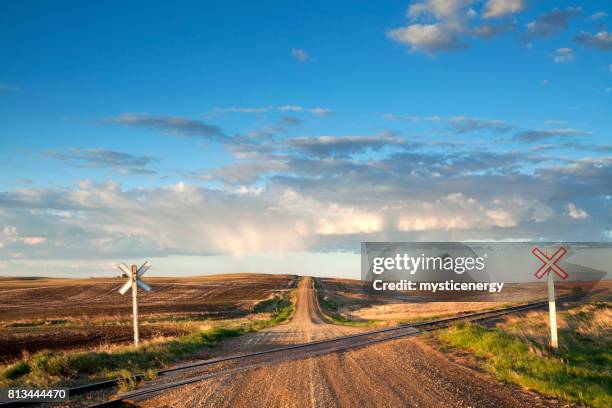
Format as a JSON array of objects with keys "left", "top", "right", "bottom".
[{"left": 137, "top": 277, "right": 566, "bottom": 408}]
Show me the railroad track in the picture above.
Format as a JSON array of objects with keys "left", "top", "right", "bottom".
[
  {"left": 86, "top": 298, "right": 559, "bottom": 407},
  {"left": 0, "top": 297, "right": 564, "bottom": 408}
]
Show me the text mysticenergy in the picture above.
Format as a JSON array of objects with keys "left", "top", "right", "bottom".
[{"left": 372, "top": 280, "right": 505, "bottom": 293}]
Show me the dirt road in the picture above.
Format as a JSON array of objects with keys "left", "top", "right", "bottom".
[
  {"left": 139, "top": 277, "right": 563, "bottom": 408},
  {"left": 237, "top": 276, "right": 361, "bottom": 348}
]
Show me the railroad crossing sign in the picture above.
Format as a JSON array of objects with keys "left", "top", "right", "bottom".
[
  {"left": 118, "top": 261, "right": 152, "bottom": 347},
  {"left": 532, "top": 247, "right": 568, "bottom": 349},
  {"left": 532, "top": 247, "right": 568, "bottom": 280}
]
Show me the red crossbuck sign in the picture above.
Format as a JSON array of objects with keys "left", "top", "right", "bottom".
[{"left": 532, "top": 246, "right": 568, "bottom": 280}]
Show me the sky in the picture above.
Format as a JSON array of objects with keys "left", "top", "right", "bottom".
[{"left": 1, "top": 0, "right": 611, "bottom": 278}]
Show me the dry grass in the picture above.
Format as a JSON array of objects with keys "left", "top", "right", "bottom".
[
  {"left": 316, "top": 277, "right": 511, "bottom": 324},
  {"left": 501, "top": 302, "right": 611, "bottom": 347},
  {"left": 316, "top": 278, "right": 610, "bottom": 326},
  {"left": 349, "top": 302, "right": 506, "bottom": 323}
]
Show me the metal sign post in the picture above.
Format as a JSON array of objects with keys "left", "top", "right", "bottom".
[
  {"left": 547, "top": 264, "right": 558, "bottom": 349},
  {"left": 118, "top": 261, "right": 152, "bottom": 347},
  {"left": 532, "top": 246, "right": 568, "bottom": 349}
]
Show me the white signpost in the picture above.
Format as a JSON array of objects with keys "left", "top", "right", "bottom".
[
  {"left": 118, "top": 261, "right": 152, "bottom": 347},
  {"left": 547, "top": 267, "right": 558, "bottom": 349}
]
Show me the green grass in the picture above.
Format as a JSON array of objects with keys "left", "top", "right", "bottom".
[
  {"left": 0, "top": 361, "right": 30, "bottom": 380},
  {"left": 322, "top": 312, "right": 376, "bottom": 327},
  {"left": 5, "top": 319, "right": 70, "bottom": 328},
  {"left": 438, "top": 322, "right": 611, "bottom": 408},
  {"left": 246, "top": 297, "right": 294, "bottom": 331},
  {"left": 115, "top": 369, "right": 138, "bottom": 392},
  {"left": 115, "top": 368, "right": 159, "bottom": 392},
  {"left": 313, "top": 281, "right": 377, "bottom": 327},
  {"left": 2, "top": 315, "right": 221, "bottom": 329},
  {"left": 319, "top": 296, "right": 338, "bottom": 312},
  {"left": 0, "top": 293, "right": 295, "bottom": 388},
  {"left": 0, "top": 326, "right": 242, "bottom": 388},
  {"left": 253, "top": 296, "right": 292, "bottom": 313},
  {"left": 399, "top": 315, "right": 444, "bottom": 325}
]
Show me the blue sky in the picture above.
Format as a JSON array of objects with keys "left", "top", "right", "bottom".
[{"left": 1, "top": 1, "right": 611, "bottom": 277}]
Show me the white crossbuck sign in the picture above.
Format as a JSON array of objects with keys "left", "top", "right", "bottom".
[
  {"left": 118, "top": 261, "right": 152, "bottom": 294},
  {"left": 117, "top": 261, "right": 152, "bottom": 346}
]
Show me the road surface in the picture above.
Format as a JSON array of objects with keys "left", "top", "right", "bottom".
[
  {"left": 138, "top": 277, "right": 563, "bottom": 408},
  {"left": 236, "top": 276, "right": 362, "bottom": 347}
]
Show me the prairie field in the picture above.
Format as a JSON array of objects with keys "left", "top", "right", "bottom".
[
  {"left": 0, "top": 274, "right": 297, "bottom": 362},
  {"left": 316, "top": 277, "right": 610, "bottom": 325}
]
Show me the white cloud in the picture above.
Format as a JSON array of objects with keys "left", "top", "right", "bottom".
[
  {"left": 540, "top": 79, "right": 549, "bottom": 86},
  {"left": 554, "top": 47, "right": 575, "bottom": 64},
  {"left": 398, "top": 193, "right": 518, "bottom": 231},
  {"left": 3, "top": 226, "right": 17, "bottom": 236},
  {"left": 280, "top": 190, "right": 384, "bottom": 235},
  {"left": 472, "top": 22, "right": 515, "bottom": 39},
  {"left": 279, "top": 105, "right": 304, "bottom": 112},
  {"left": 388, "top": 23, "right": 466, "bottom": 54},
  {"left": 575, "top": 31, "right": 612, "bottom": 51},
  {"left": 389, "top": 0, "right": 523, "bottom": 53},
  {"left": 482, "top": 0, "right": 525, "bottom": 19},
  {"left": 213, "top": 105, "right": 333, "bottom": 118},
  {"left": 1, "top": 227, "right": 16, "bottom": 250},
  {"left": 309, "top": 108, "right": 333, "bottom": 117},
  {"left": 514, "top": 127, "right": 590, "bottom": 142},
  {"left": 383, "top": 114, "right": 511, "bottom": 133},
  {"left": 213, "top": 106, "right": 271, "bottom": 113},
  {"left": 388, "top": 0, "right": 474, "bottom": 54},
  {"left": 0, "top": 180, "right": 550, "bottom": 257},
  {"left": 590, "top": 12, "right": 608, "bottom": 20},
  {"left": 287, "top": 133, "right": 405, "bottom": 157},
  {"left": 291, "top": 48, "right": 309, "bottom": 62},
  {"left": 22, "top": 237, "right": 47, "bottom": 245},
  {"left": 3, "top": 140, "right": 611, "bottom": 260},
  {"left": 525, "top": 7, "right": 582, "bottom": 38},
  {"left": 407, "top": 0, "right": 470, "bottom": 20},
  {"left": 104, "top": 113, "right": 226, "bottom": 141},
  {"left": 567, "top": 203, "right": 588, "bottom": 219}
]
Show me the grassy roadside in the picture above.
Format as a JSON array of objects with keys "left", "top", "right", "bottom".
[
  {"left": 313, "top": 278, "right": 377, "bottom": 327},
  {"left": 437, "top": 302, "right": 611, "bottom": 408},
  {"left": 0, "top": 291, "right": 296, "bottom": 389}
]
